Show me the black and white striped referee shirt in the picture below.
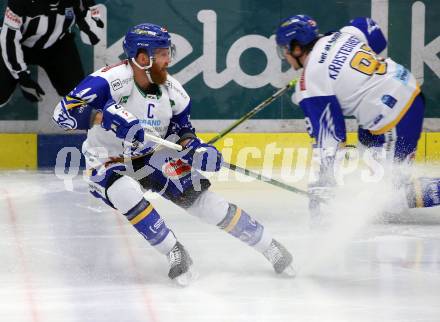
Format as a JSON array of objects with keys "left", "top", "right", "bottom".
[{"left": 0, "top": 0, "right": 97, "bottom": 78}]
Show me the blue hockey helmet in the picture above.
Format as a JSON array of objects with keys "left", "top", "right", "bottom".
[
  {"left": 123, "top": 23, "right": 175, "bottom": 65},
  {"left": 275, "top": 15, "right": 319, "bottom": 59}
]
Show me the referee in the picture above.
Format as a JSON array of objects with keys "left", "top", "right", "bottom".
[{"left": 0, "top": 0, "right": 104, "bottom": 107}]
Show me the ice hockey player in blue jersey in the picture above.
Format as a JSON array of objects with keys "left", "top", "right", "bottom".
[
  {"left": 53, "top": 23, "right": 295, "bottom": 285},
  {"left": 275, "top": 15, "right": 440, "bottom": 220}
]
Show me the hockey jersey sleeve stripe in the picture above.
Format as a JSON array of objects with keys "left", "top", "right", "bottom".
[
  {"left": 370, "top": 87, "right": 421, "bottom": 135},
  {"left": 299, "top": 95, "right": 347, "bottom": 148},
  {"left": 64, "top": 96, "right": 87, "bottom": 110}
]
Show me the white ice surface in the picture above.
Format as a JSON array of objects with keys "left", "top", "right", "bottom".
[{"left": 0, "top": 167, "right": 439, "bottom": 322}]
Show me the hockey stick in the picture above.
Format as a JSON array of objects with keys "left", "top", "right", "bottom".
[
  {"left": 200, "top": 79, "right": 310, "bottom": 196},
  {"left": 144, "top": 132, "right": 182, "bottom": 151},
  {"left": 206, "top": 79, "right": 298, "bottom": 145},
  {"left": 224, "top": 161, "right": 311, "bottom": 196},
  {"left": 204, "top": 81, "right": 355, "bottom": 197},
  {"left": 202, "top": 79, "right": 313, "bottom": 197}
]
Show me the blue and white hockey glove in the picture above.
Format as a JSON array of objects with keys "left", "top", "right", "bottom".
[
  {"left": 180, "top": 138, "right": 223, "bottom": 172},
  {"left": 101, "top": 102, "right": 145, "bottom": 145}
]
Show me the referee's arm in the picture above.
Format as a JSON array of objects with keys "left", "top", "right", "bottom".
[
  {"left": 74, "top": 0, "right": 103, "bottom": 46},
  {"left": 0, "top": 1, "right": 27, "bottom": 79}
]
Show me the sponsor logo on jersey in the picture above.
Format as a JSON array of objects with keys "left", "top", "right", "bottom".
[
  {"left": 111, "top": 79, "right": 122, "bottom": 91},
  {"left": 162, "top": 159, "right": 192, "bottom": 179},
  {"left": 119, "top": 96, "right": 129, "bottom": 104},
  {"left": 381, "top": 95, "right": 397, "bottom": 109},
  {"left": 394, "top": 64, "right": 410, "bottom": 85},
  {"left": 153, "top": 218, "right": 164, "bottom": 231},
  {"left": 140, "top": 119, "right": 161, "bottom": 126},
  {"left": 319, "top": 51, "right": 328, "bottom": 64},
  {"left": 372, "top": 114, "right": 384, "bottom": 126},
  {"left": 319, "top": 32, "right": 342, "bottom": 64}
]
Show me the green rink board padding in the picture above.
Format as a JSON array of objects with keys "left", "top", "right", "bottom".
[{"left": 0, "top": 0, "right": 438, "bottom": 121}]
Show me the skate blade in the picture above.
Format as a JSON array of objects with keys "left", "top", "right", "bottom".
[
  {"left": 173, "top": 269, "right": 198, "bottom": 287},
  {"left": 281, "top": 265, "right": 296, "bottom": 278}
]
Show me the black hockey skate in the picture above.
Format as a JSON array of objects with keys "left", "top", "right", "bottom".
[
  {"left": 263, "top": 239, "right": 296, "bottom": 277},
  {"left": 167, "top": 242, "right": 195, "bottom": 286}
]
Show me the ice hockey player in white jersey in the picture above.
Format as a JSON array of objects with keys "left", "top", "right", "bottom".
[
  {"left": 275, "top": 15, "right": 440, "bottom": 219},
  {"left": 53, "top": 23, "right": 295, "bottom": 285}
]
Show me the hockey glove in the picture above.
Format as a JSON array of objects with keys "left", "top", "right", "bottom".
[
  {"left": 86, "top": 2, "right": 104, "bottom": 28},
  {"left": 101, "top": 102, "right": 145, "bottom": 146},
  {"left": 18, "top": 71, "right": 45, "bottom": 102},
  {"left": 86, "top": 5, "right": 104, "bottom": 44},
  {"left": 180, "top": 138, "right": 223, "bottom": 172}
]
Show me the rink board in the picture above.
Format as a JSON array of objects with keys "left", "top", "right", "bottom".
[
  {"left": 1, "top": 132, "right": 440, "bottom": 169},
  {"left": 0, "top": 134, "right": 37, "bottom": 169}
]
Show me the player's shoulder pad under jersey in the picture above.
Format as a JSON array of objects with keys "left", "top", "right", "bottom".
[
  {"left": 93, "top": 60, "right": 134, "bottom": 97},
  {"left": 165, "top": 74, "right": 190, "bottom": 114},
  {"left": 341, "top": 17, "right": 387, "bottom": 54}
]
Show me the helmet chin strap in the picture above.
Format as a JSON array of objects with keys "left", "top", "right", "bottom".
[
  {"left": 294, "top": 55, "right": 303, "bottom": 68},
  {"left": 131, "top": 57, "right": 155, "bottom": 84},
  {"left": 145, "top": 71, "right": 154, "bottom": 84}
]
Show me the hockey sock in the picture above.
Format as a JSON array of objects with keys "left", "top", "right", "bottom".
[
  {"left": 217, "top": 203, "right": 272, "bottom": 253},
  {"left": 406, "top": 177, "right": 440, "bottom": 208},
  {"left": 124, "top": 198, "right": 176, "bottom": 254}
]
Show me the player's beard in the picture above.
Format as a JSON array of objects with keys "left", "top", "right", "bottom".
[{"left": 149, "top": 63, "right": 168, "bottom": 84}]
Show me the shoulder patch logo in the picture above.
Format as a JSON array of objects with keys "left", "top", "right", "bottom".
[
  {"left": 119, "top": 96, "right": 129, "bottom": 104},
  {"left": 111, "top": 79, "right": 122, "bottom": 91}
]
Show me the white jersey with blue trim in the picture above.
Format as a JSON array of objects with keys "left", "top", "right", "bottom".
[
  {"left": 53, "top": 60, "right": 191, "bottom": 164},
  {"left": 293, "top": 23, "right": 420, "bottom": 141}
]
